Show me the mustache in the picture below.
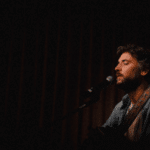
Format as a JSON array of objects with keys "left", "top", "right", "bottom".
[{"left": 116, "top": 72, "right": 123, "bottom": 77}]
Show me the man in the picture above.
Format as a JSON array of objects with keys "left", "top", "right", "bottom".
[
  {"left": 80, "top": 44, "right": 150, "bottom": 150},
  {"left": 101, "top": 44, "right": 150, "bottom": 149}
]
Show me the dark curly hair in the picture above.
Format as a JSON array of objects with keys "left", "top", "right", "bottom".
[{"left": 116, "top": 44, "right": 150, "bottom": 83}]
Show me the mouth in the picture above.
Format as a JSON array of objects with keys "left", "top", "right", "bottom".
[
  {"left": 116, "top": 75, "right": 122, "bottom": 78},
  {"left": 115, "top": 74, "right": 123, "bottom": 83}
]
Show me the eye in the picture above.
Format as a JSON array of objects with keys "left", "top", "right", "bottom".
[
  {"left": 123, "top": 60, "right": 129, "bottom": 65},
  {"left": 124, "top": 62, "right": 129, "bottom": 65}
]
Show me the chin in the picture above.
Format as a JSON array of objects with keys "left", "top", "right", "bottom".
[{"left": 116, "top": 79, "right": 141, "bottom": 93}]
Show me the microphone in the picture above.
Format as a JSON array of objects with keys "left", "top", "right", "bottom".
[{"left": 81, "top": 76, "right": 115, "bottom": 99}]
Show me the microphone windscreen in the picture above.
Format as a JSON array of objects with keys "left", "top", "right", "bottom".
[{"left": 106, "top": 76, "right": 114, "bottom": 82}]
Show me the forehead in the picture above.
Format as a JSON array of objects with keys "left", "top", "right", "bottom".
[{"left": 118, "top": 52, "right": 137, "bottom": 62}]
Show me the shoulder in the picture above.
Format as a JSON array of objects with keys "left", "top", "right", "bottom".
[
  {"left": 143, "top": 96, "right": 150, "bottom": 114},
  {"left": 101, "top": 94, "right": 129, "bottom": 128}
]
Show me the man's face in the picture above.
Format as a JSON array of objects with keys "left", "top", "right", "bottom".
[{"left": 115, "top": 52, "right": 142, "bottom": 91}]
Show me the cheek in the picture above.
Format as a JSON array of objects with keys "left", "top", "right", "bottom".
[
  {"left": 123, "top": 67, "right": 140, "bottom": 78},
  {"left": 132, "top": 65, "right": 141, "bottom": 74}
]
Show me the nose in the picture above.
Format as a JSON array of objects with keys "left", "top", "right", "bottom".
[{"left": 115, "top": 63, "right": 121, "bottom": 71}]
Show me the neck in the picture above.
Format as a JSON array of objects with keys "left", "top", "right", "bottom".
[{"left": 128, "top": 80, "right": 149, "bottom": 104}]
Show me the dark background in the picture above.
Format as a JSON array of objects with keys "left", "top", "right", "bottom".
[{"left": 1, "top": 0, "right": 150, "bottom": 149}]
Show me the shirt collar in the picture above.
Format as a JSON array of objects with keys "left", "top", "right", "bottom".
[{"left": 121, "top": 94, "right": 131, "bottom": 109}]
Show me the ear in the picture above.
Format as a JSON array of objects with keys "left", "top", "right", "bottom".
[{"left": 141, "top": 69, "right": 149, "bottom": 76}]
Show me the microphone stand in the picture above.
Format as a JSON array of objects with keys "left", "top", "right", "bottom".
[{"left": 51, "top": 88, "right": 100, "bottom": 127}]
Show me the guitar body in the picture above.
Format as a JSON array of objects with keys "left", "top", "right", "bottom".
[{"left": 79, "top": 127, "right": 134, "bottom": 150}]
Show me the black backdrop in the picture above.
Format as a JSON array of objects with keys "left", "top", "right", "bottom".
[{"left": 1, "top": 1, "right": 150, "bottom": 150}]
